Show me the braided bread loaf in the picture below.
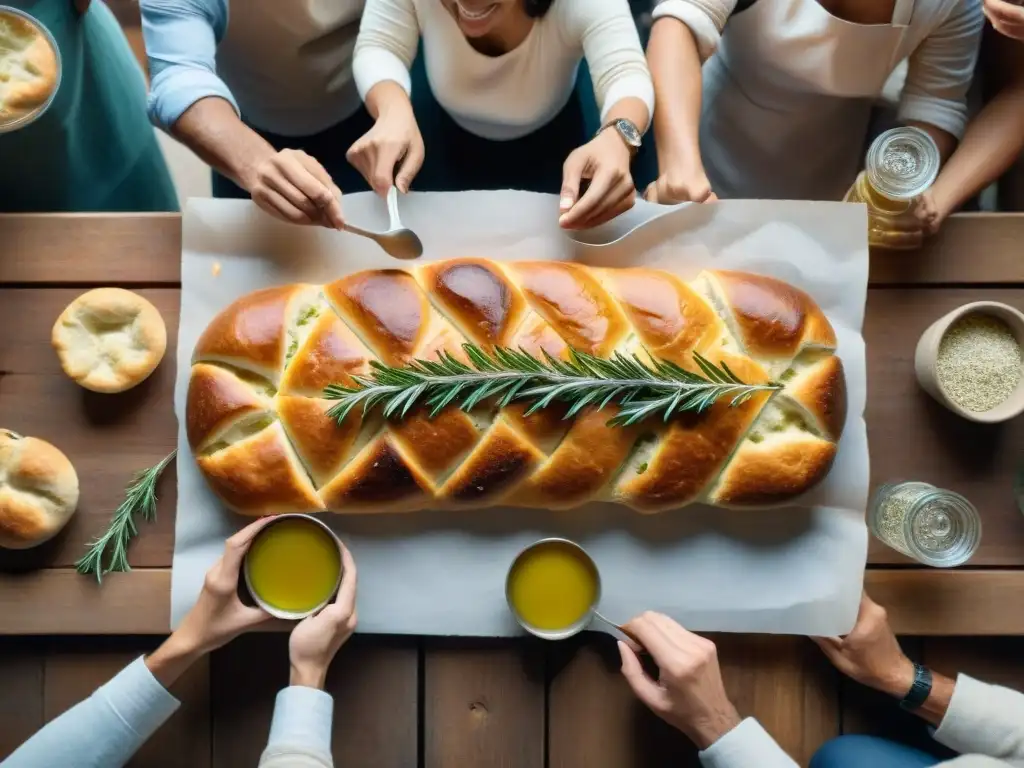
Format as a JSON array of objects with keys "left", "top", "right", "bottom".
[{"left": 186, "top": 259, "right": 846, "bottom": 515}]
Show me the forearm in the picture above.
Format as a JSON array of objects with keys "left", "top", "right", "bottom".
[
  {"left": 647, "top": 18, "right": 704, "bottom": 173},
  {"left": 171, "top": 96, "right": 277, "bottom": 191},
  {"left": 365, "top": 80, "right": 414, "bottom": 121},
  {"left": 926, "top": 83, "right": 1024, "bottom": 216},
  {"left": 933, "top": 674, "right": 1024, "bottom": 761},
  {"left": 698, "top": 719, "right": 799, "bottom": 768},
  {"left": 258, "top": 687, "right": 335, "bottom": 768},
  {"left": 603, "top": 97, "right": 651, "bottom": 135},
  {"left": 905, "top": 121, "right": 958, "bottom": 162},
  {"left": 3, "top": 657, "right": 180, "bottom": 768}
]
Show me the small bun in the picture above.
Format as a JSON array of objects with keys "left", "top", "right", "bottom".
[
  {"left": 52, "top": 288, "right": 167, "bottom": 393},
  {"left": 0, "top": 430, "right": 79, "bottom": 549},
  {"left": 0, "top": 11, "right": 60, "bottom": 124}
]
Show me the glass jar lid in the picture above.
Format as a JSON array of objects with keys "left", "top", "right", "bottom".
[{"left": 865, "top": 127, "right": 940, "bottom": 201}]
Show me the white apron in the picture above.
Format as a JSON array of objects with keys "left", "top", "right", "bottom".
[
  {"left": 701, "top": 0, "right": 914, "bottom": 200},
  {"left": 217, "top": 0, "right": 365, "bottom": 137}
]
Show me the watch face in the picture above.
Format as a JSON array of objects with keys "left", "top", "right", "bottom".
[{"left": 616, "top": 119, "right": 641, "bottom": 148}]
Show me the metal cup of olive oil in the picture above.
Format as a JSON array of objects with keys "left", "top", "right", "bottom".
[
  {"left": 243, "top": 513, "right": 344, "bottom": 620},
  {"left": 869, "top": 482, "right": 981, "bottom": 567},
  {"left": 505, "top": 538, "right": 637, "bottom": 645}
]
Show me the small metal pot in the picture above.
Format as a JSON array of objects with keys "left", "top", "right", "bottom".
[
  {"left": 505, "top": 537, "right": 637, "bottom": 646},
  {"left": 243, "top": 513, "right": 344, "bottom": 621}
]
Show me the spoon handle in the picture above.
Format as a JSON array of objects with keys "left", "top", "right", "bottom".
[
  {"left": 386, "top": 186, "right": 403, "bottom": 231},
  {"left": 342, "top": 223, "right": 382, "bottom": 241},
  {"left": 592, "top": 611, "right": 644, "bottom": 652}
]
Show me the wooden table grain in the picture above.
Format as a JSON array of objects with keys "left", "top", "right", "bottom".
[{"left": 2, "top": 212, "right": 1024, "bottom": 767}]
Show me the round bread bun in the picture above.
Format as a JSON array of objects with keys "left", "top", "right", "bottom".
[
  {"left": 52, "top": 288, "right": 167, "bottom": 393},
  {"left": 0, "top": 430, "right": 79, "bottom": 550},
  {"left": 0, "top": 10, "right": 60, "bottom": 125}
]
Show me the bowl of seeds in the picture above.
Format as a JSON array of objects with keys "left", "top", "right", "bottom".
[{"left": 915, "top": 301, "right": 1024, "bottom": 423}]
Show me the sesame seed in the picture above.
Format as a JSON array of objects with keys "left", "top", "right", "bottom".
[{"left": 936, "top": 313, "right": 1021, "bottom": 413}]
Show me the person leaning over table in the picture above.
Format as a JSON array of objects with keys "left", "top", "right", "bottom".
[
  {"left": 1, "top": 519, "right": 358, "bottom": 768},
  {"left": 0, "top": 0, "right": 178, "bottom": 213},
  {"left": 619, "top": 594, "right": 1024, "bottom": 768},
  {"left": 915, "top": 1, "right": 1024, "bottom": 234},
  {"left": 348, "top": 0, "right": 655, "bottom": 230},
  {"left": 140, "top": 0, "right": 394, "bottom": 229},
  {"left": 642, "top": 0, "right": 984, "bottom": 205}
]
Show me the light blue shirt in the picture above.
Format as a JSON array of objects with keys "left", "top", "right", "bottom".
[
  {"left": 140, "top": 0, "right": 364, "bottom": 137},
  {"left": 1, "top": 657, "right": 334, "bottom": 768}
]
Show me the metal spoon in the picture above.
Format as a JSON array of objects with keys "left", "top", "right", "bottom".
[{"left": 342, "top": 186, "right": 424, "bottom": 260}]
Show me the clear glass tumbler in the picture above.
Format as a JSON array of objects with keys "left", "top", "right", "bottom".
[{"left": 869, "top": 481, "right": 981, "bottom": 567}]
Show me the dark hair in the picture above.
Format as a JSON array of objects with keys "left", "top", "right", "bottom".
[{"left": 524, "top": 0, "right": 555, "bottom": 17}]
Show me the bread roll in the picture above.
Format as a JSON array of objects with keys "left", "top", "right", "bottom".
[
  {"left": 186, "top": 260, "right": 846, "bottom": 515},
  {"left": 0, "top": 430, "right": 79, "bottom": 549},
  {"left": 0, "top": 10, "right": 59, "bottom": 126},
  {"left": 52, "top": 288, "right": 168, "bottom": 393}
]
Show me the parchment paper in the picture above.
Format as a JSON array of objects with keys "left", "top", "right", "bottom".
[{"left": 173, "top": 193, "right": 869, "bottom": 636}]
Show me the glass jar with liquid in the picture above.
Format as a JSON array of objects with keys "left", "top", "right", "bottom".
[
  {"left": 845, "top": 127, "right": 941, "bottom": 251},
  {"left": 869, "top": 481, "right": 981, "bottom": 567}
]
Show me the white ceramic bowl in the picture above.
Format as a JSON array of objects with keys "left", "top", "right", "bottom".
[{"left": 914, "top": 301, "right": 1024, "bottom": 424}]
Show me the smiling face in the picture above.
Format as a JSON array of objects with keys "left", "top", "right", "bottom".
[{"left": 441, "top": 0, "right": 521, "bottom": 38}]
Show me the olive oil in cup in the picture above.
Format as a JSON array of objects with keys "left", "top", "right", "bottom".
[
  {"left": 243, "top": 514, "right": 343, "bottom": 620},
  {"left": 505, "top": 538, "right": 638, "bottom": 645}
]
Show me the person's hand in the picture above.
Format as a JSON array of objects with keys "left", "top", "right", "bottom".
[
  {"left": 911, "top": 189, "right": 948, "bottom": 237},
  {"left": 619, "top": 612, "right": 741, "bottom": 750},
  {"left": 288, "top": 543, "right": 358, "bottom": 689},
  {"left": 174, "top": 518, "right": 276, "bottom": 654},
  {"left": 985, "top": 0, "right": 1024, "bottom": 40},
  {"left": 558, "top": 128, "right": 637, "bottom": 230},
  {"left": 346, "top": 103, "right": 424, "bottom": 196},
  {"left": 812, "top": 593, "right": 915, "bottom": 698},
  {"left": 644, "top": 167, "right": 717, "bottom": 205},
  {"left": 245, "top": 149, "right": 345, "bottom": 229}
]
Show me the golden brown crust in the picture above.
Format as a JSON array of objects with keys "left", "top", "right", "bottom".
[
  {"left": 705, "top": 271, "right": 837, "bottom": 360},
  {"left": 193, "top": 285, "right": 300, "bottom": 379},
  {"left": 186, "top": 261, "right": 845, "bottom": 515},
  {"left": 706, "top": 434, "right": 838, "bottom": 507},
  {"left": 197, "top": 422, "right": 323, "bottom": 515},
  {"left": 0, "top": 14, "right": 59, "bottom": 121},
  {"left": 186, "top": 363, "right": 268, "bottom": 451},
  {"left": 0, "top": 431, "right": 79, "bottom": 549},
  {"left": 51, "top": 288, "right": 167, "bottom": 394}
]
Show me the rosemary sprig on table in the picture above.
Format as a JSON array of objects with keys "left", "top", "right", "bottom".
[
  {"left": 324, "top": 344, "right": 780, "bottom": 428},
  {"left": 75, "top": 450, "right": 177, "bottom": 583}
]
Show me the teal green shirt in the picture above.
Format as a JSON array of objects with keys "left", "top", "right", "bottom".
[{"left": 0, "top": 1, "right": 178, "bottom": 212}]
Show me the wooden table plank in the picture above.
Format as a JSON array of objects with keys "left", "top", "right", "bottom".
[
  {"left": 870, "top": 214, "right": 1024, "bottom": 285},
  {"left": 0, "top": 638, "right": 43, "bottom": 761},
  {"left": 548, "top": 635, "right": 838, "bottom": 768},
  {"left": 212, "top": 633, "right": 418, "bottom": 767},
  {"left": 865, "top": 288, "right": 1024, "bottom": 565},
  {"left": 2, "top": 212, "right": 1023, "bottom": 286},
  {"left": 43, "top": 638, "right": 210, "bottom": 768},
  {"left": 0, "top": 289, "right": 179, "bottom": 570},
  {"left": 424, "top": 640, "right": 545, "bottom": 768},
  {"left": 0, "top": 215, "right": 181, "bottom": 285},
  {"left": 924, "top": 637, "right": 1024, "bottom": 690},
  {"left": 2, "top": 569, "right": 1020, "bottom": 636}
]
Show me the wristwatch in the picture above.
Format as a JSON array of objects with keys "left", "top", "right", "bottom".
[
  {"left": 899, "top": 663, "right": 933, "bottom": 711},
  {"left": 598, "top": 118, "right": 642, "bottom": 156}
]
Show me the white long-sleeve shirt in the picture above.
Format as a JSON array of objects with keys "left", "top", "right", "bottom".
[
  {"left": 353, "top": 0, "right": 655, "bottom": 140},
  {"left": 700, "top": 675, "right": 1024, "bottom": 768},
  {"left": 0, "top": 657, "right": 334, "bottom": 768},
  {"left": 652, "top": 0, "right": 982, "bottom": 140}
]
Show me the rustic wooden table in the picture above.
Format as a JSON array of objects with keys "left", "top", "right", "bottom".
[{"left": 1, "top": 213, "right": 1024, "bottom": 767}]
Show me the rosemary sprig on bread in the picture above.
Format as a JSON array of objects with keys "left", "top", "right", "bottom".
[
  {"left": 75, "top": 450, "right": 176, "bottom": 583},
  {"left": 324, "top": 344, "right": 781, "bottom": 428}
]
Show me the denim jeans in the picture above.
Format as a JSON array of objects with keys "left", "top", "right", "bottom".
[{"left": 811, "top": 736, "right": 942, "bottom": 768}]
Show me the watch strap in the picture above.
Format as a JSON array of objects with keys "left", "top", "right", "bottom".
[{"left": 899, "top": 664, "right": 933, "bottom": 711}]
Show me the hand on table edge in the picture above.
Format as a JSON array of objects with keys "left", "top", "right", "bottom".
[
  {"left": 288, "top": 542, "right": 359, "bottom": 691},
  {"left": 811, "top": 592, "right": 954, "bottom": 726},
  {"left": 618, "top": 612, "right": 741, "bottom": 750},
  {"left": 146, "top": 518, "right": 277, "bottom": 689}
]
